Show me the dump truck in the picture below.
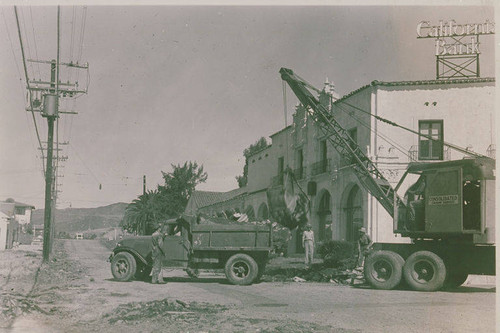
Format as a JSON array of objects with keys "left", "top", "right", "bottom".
[
  {"left": 109, "top": 215, "right": 272, "bottom": 285},
  {"left": 280, "top": 67, "right": 495, "bottom": 291}
]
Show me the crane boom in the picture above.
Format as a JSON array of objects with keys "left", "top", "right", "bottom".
[{"left": 280, "top": 67, "right": 402, "bottom": 217}]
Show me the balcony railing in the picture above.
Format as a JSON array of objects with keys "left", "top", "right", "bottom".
[
  {"left": 310, "top": 159, "right": 331, "bottom": 176},
  {"left": 408, "top": 145, "right": 450, "bottom": 162}
]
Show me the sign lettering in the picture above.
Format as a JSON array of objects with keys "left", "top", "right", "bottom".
[{"left": 428, "top": 195, "right": 459, "bottom": 206}]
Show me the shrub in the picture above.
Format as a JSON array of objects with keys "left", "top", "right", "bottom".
[
  {"left": 317, "top": 240, "right": 357, "bottom": 269},
  {"left": 272, "top": 224, "right": 291, "bottom": 256}
]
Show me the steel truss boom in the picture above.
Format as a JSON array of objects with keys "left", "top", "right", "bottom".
[{"left": 280, "top": 67, "right": 402, "bottom": 217}]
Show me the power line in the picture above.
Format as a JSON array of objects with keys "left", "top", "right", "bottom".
[
  {"left": 333, "top": 100, "right": 411, "bottom": 159},
  {"left": 19, "top": 8, "right": 35, "bottom": 79},
  {"left": 2, "top": 9, "right": 24, "bottom": 95},
  {"left": 14, "top": 6, "right": 46, "bottom": 175},
  {"left": 29, "top": 6, "right": 41, "bottom": 79}
]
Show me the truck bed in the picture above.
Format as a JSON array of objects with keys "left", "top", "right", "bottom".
[{"left": 191, "top": 223, "right": 272, "bottom": 251}]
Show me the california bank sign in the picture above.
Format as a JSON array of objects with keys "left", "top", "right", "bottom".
[{"left": 417, "top": 20, "right": 495, "bottom": 56}]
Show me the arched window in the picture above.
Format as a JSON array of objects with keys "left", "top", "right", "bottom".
[
  {"left": 317, "top": 191, "right": 331, "bottom": 241},
  {"left": 257, "top": 203, "right": 269, "bottom": 220},
  {"left": 245, "top": 206, "right": 255, "bottom": 221},
  {"left": 345, "top": 185, "right": 362, "bottom": 241}
]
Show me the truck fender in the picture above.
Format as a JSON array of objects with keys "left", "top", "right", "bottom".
[{"left": 113, "top": 248, "right": 149, "bottom": 266}]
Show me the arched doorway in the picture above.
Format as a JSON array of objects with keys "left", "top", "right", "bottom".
[
  {"left": 317, "top": 190, "right": 332, "bottom": 241},
  {"left": 257, "top": 203, "right": 269, "bottom": 220},
  {"left": 245, "top": 205, "right": 255, "bottom": 221},
  {"left": 344, "top": 185, "right": 363, "bottom": 241}
]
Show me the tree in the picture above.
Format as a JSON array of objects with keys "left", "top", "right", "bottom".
[
  {"left": 121, "top": 189, "right": 163, "bottom": 235},
  {"left": 121, "top": 161, "right": 207, "bottom": 235},
  {"left": 158, "top": 161, "right": 208, "bottom": 217},
  {"left": 236, "top": 137, "right": 269, "bottom": 188}
]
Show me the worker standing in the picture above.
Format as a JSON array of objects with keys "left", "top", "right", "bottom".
[
  {"left": 151, "top": 224, "right": 167, "bottom": 284},
  {"left": 357, "top": 227, "right": 373, "bottom": 268},
  {"left": 302, "top": 224, "right": 315, "bottom": 268}
]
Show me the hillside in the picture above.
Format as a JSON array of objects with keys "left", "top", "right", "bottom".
[{"left": 32, "top": 202, "right": 128, "bottom": 233}]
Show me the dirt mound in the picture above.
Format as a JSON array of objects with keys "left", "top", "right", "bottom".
[{"left": 103, "top": 299, "right": 228, "bottom": 324}]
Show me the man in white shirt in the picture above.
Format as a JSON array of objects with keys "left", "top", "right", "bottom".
[{"left": 302, "top": 224, "right": 315, "bottom": 268}]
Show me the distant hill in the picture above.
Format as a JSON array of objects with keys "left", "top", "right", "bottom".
[{"left": 32, "top": 202, "right": 128, "bottom": 233}]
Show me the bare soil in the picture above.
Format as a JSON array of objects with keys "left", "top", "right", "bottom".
[{"left": 0, "top": 239, "right": 495, "bottom": 333}]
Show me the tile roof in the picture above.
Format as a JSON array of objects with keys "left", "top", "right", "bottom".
[
  {"left": 333, "top": 77, "right": 495, "bottom": 105},
  {"left": 190, "top": 188, "right": 247, "bottom": 209}
]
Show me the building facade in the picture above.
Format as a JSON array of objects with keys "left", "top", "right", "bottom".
[{"left": 188, "top": 77, "right": 495, "bottom": 254}]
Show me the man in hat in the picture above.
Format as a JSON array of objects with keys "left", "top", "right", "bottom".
[
  {"left": 357, "top": 227, "right": 373, "bottom": 268},
  {"left": 302, "top": 223, "right": 315, "bottom": 268},
  {"left": 151, "top": 224, "right": 168, "bottom": 284}
]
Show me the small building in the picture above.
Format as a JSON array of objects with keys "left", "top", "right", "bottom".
[
  {"left": 0, "top": 199, "right": 35, "bottom": 228},
  {"left": 0, "top": 211, "right": 19, "bottom": 250}
]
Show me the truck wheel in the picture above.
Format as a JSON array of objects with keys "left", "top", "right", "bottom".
[
  {"left": 111, "top": 252, "right": 137, "bottom": 282},
  {"left": 225, "top": 253, "right": 258, "bottom": 285},
  {"left": 443, "top": 270, "right": 468, "bottom": 289},
  {"left": 364, "top": 250, "right": 404, "bottom": 290},
  {"left": 403, "top": 251, "right": 446, "bottom": 291}
]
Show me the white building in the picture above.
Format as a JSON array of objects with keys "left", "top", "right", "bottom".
[{"left": 190, "top": 77, "right": 495, "bottom": 254}]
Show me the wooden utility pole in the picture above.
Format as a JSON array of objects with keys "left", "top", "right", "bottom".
[{"left": 42, "top": 60, "right": 58, "bottom": 262}]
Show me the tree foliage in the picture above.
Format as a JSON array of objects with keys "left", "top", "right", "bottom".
[
  {"left": 121, "top": 161, "right": 208, "bottom": 235},
  {"left": 236, "top": 137, "right": 269, "bottom": 188},
  {"left": 121, "top": 190, "right": 163, "bottom": 235}
]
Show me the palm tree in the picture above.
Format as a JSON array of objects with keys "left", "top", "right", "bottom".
[{"left": 122, "top": 190, "right": 162, "bottom": 235}]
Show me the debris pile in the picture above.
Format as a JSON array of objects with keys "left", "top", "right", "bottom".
[
  {"left": 103, "top": 299, "right": 228, "bottom": 324},
  {"left": 262, "top": 266, "right": 364, "bottom": 285},
  {"left": 0, "top": 294, "right": 56, "bottom": 326}
]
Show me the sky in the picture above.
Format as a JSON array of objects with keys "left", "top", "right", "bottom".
[{"left": 0, "top": 4, "right": 496, "bottom": 209}]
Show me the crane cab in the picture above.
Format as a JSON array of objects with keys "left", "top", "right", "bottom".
[{"left": 394, "top": 158, "right": 495, "bottom": 244}]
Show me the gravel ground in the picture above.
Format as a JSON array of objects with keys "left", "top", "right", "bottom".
[
  {"left": 0, "top": 240, "right": 495, "bottom": 333},
  {"left": 0, "top": 241, "right": 341, "bottom": 332}
]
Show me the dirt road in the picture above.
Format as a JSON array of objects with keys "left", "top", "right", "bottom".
[{"left": 4, "top": 239, "right": 496, "bottom": 332}]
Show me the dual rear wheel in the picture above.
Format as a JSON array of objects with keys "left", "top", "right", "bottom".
[{"left": 365, "top": 250, "right": 462, "bottom": 291}]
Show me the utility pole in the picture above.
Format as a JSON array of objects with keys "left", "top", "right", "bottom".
[
  {"left": 143, "top": 175, "right": 146, "bottom": 235},
  {"left": 42, "top": 60, "right": 58, "bottom": 262},
  {"left": 25, "top": 6, "right": 88, "bottom": 261}
]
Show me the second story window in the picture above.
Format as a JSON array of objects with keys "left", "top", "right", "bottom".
[
  {"left": 419, "top": 120, "right": 443, "bottom": 160},
  {"left": 319, "top": 140, "right": 327, "bottom": 172},
  {"left": 15, "top": 207, "right": 25, "bottom": 215},
  {"left": 296, "top": 149, "right": 304, "bottom": 179}
]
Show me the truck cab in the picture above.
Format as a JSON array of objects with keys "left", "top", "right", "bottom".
[{"left": 395, "top": 157, "right": 495, "bottom": 244}]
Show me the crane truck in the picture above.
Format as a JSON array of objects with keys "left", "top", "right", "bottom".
[{"left": 280, "top": 67, "right": 495, "bottom": 291}]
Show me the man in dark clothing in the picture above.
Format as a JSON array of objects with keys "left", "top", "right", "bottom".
[
  {"left": 357, "top": 227, "right": 373, "bottom": 268},
  {"left": 151, "top": 225, "right": 167, "bottom": 284}
]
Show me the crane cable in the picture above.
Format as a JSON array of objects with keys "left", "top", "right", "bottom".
[
  {"left": 290, "top": 72, "right": 491, "bottom": 160},
  {"left": 332, "top": 94, "right": 490, "bottom": 160}
]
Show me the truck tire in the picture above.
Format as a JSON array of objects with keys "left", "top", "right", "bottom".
[
  {"left": 364, "top": 250, "right": 404, "bottom": 290},
  {"left": 111, "top": 252, "right": 137, "bottom": 282},
  {"left": 443, "top": 270, "right": 468, "bottom": 289},
  {"left": 225, "top": 253, "right": 258, "bottom": 285},
  {"left": 403, "top": 251, "right": 446, "bottom": 291}
]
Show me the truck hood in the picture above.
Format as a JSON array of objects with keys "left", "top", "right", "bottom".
[{"left": 114, "top": 236, "right": 152, "bottom": 259}]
